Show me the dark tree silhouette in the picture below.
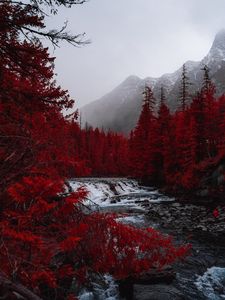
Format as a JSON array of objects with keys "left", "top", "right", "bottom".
[
  {"left": 179, "top": 64, "right": 191, "bottom": 111},
  {"left": 201, "top": 65, "right": 212, "bottom": 93},
  {"left": 130, "top": 66, "right": 225, "bottom": 194},
  {"left": 160, "top": 86, "right": 166, "bottom": 105},
  {"left": 0, "top": 0, "right": 89, "bottom": 47},
  {"left": 0, "top": 2, "right": 188, "bottom": 299}
]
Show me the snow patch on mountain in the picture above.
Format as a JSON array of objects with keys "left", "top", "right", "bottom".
[{"left": 81, "top": 30, "right": 225, "bottom": 134}]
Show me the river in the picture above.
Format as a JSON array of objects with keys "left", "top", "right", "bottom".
[{"left": 69, "top": 178, "right": 225, "bottom": 300}]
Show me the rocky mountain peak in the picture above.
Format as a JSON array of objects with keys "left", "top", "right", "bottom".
[
  {"left": 81, "top": 30, "right": 225, "bottom": 134},
  {"left": 122, "top": 75, "right": 141, "bottom": 86},
  {"left": 211, "top": 29, "right": 225, "bottom": 52},
  {"left": 200, "top": 29, "right": 225, "bottom": 70},
  {"left": 204, "top": 29, "right": 225, "bottom": 66}
]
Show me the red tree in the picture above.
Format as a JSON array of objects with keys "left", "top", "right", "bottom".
[
  {"left": 0, "top": 1, "right": 189, "bottom": 299},
  {"left": 130, "top": 86, "right": 157, "bottom": 182},
  {"left": 156, "top": 87, "right": 173, "bottom": 184}
]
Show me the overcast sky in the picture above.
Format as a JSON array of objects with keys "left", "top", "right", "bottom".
[{"left": 46, "top": 0, "right": 225, "bottom": 107}]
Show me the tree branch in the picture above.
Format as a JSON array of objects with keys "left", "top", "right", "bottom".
[{"left": 21, "top": 24, "right": 90, "bottom": 47}]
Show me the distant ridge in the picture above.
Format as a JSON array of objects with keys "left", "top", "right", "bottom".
[{"left": 81, "top": 30, "right": 225, "bottom": 134}]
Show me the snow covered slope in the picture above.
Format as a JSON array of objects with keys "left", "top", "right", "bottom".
[{"left": 81, "top": 29, "right": 225, "bottom": 134}]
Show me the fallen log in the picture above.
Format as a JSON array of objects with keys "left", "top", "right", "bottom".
[{"left": 0, "top": 274, "right": 43, "bottom": 300}]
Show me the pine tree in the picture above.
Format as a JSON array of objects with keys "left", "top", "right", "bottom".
[
  {"left": 143, "top": 85, "right": 155, "bottom": 110},
  {"left": 160, "top": 86, "right": 166, "bottom": 105},
  {"left": 201, "top": 65, "right": 218, "bottom": 158},
  {"left": 218, "top": 95, "right": 225, "bottom": 154},
  {"left": 201, "top": 65, "right": 213, "bottom": 93},
  {"left": 130, "top": 86, "right": 154, "bottom": 181},
  {"left": 157, "top": 87, "right": 173, "bottom": 184},
  {"left": 179, "top": 64, "right": 191, "bottom": 111},
  {"left": 0, "top": 2, "right": 189, "bottom": 299}
]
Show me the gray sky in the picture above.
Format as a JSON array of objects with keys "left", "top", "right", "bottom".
[{"left": 46, "top": 0, "right": 225, "bottom": 108}]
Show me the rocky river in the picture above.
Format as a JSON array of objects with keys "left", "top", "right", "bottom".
[{"left": 69, "top": 178, "right": 225, "bottom": 300}]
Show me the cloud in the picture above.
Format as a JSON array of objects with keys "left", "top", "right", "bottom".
[{"left": 46, "top": 0, "right": 225, "bottom": 107}]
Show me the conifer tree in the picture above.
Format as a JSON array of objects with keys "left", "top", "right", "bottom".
[
  {"left": 201, "top": 65, "right": 213, "bottom": 93},
  {"left": 201, "top": 65, "right": 218, "bottom": 158},
  {"left": 160, "top": 86, "right": 166, "bottom": 105},
  {"left": 218, "top": 95, "right": 225, "bottom": 154},
  {"left": 0, "top": 2, "right": 189, "bottom": 299},
  {"left": 130, "top": 86, "right": 154, "bottom": 180},
  {"left": 157, "top": 87, "right": 173, "bottom": 184},
  {"left": 189, "top": 92, "right": 207, "bottom": 163},
  {"left": 130, "top": 66, "right": 225, "bottom": 193},
  {"left": 179, "top": 64, "right": 191, "bottom": 111}
]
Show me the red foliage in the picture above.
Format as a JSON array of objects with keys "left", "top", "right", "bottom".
[
  {"left": 76, "top": 127, "right": 130, "bottom": 176},
  {"left": 0, "top": 2, "right": 188, "bottom": 299},
  {"left": 130, "top": 74, "right": 225, "bottom": 194},
  {"left": 130, "top": 86, "right": 157, "bottom": 182},
  {"left": 213, "top": 208, "right": 219, "bottom": 218}
]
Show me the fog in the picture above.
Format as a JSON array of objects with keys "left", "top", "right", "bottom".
[{"left": 46, "top": 0, "right": 225, "bottom": 107}]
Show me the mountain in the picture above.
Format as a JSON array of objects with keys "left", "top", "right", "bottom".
[{"left": 81, "top": 29, "right": 225, "bottom": 134}]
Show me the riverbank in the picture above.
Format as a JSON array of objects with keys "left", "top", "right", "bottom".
[
  {"left": 69, "top": 178, "right": 225, "bottom": 300},
  {"left": 146, "top": 201, "right": 225, "bottom": 239}
]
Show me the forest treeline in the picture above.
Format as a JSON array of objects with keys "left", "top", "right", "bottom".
[
  {"left": 77, "top": 65, "right": 225, "bottom": 198},
  {"left": 0, "top": 0, "right": 188, "bottom": 299},
  {"left": 129, "top": 65, "right": 225, "bottom": 196},
  {"left": 1, "top": 0, "right": 223, "bottom": 298}
]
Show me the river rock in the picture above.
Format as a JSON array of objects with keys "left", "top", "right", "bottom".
[
  {"left": 146, "top": 202, "right": 225, "bottom": 237},
  {"left": 133, "top": 284, "right": 185, "bottom": 300},
  {"left": 136, "top": 268, "right": 176, "bottom": 284},
  {"left": 118, "top": 268, "right": 176, "bottom": 299}
]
